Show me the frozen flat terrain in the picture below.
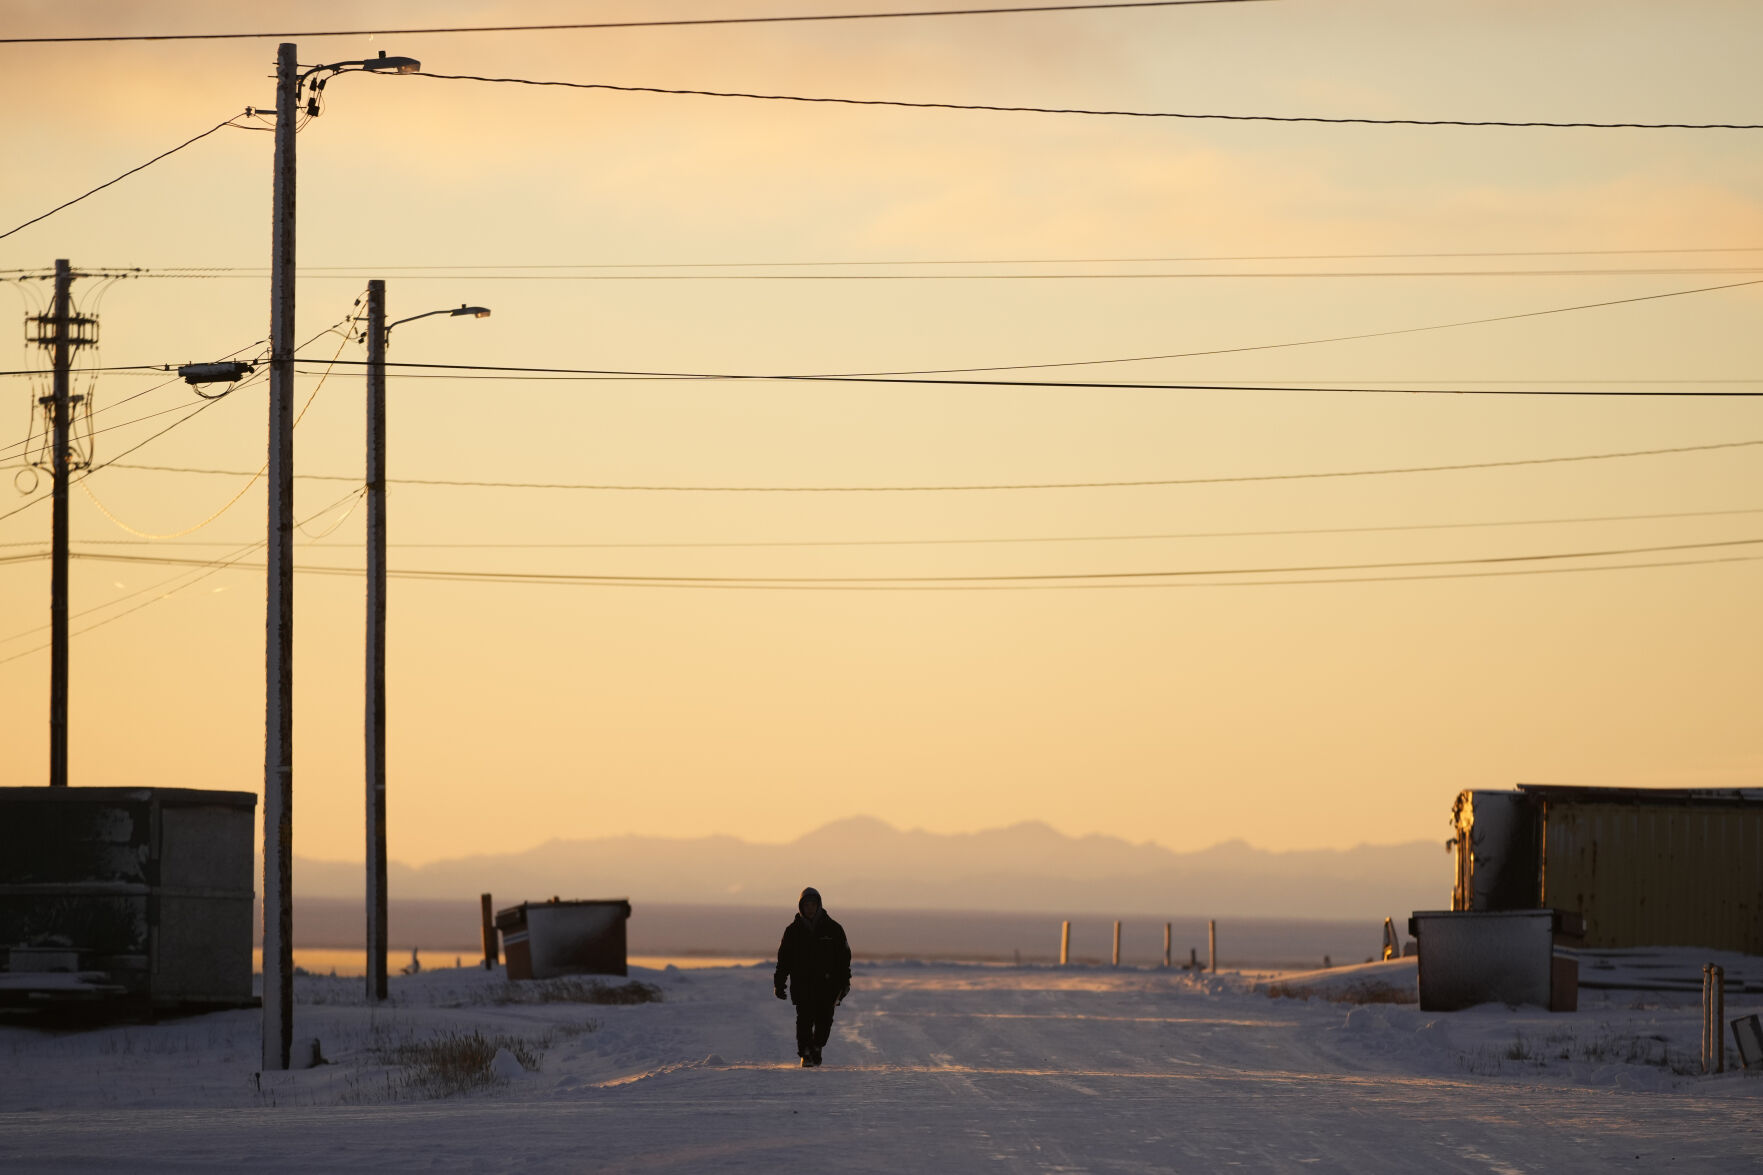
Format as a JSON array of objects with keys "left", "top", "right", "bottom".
[{"left": 2, "top": 959, "right": 1760, "bottom": 1173}]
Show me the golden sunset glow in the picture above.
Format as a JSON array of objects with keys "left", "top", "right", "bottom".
[{"left": 1, "top": 0, "right": 1758, "bottom": 868}]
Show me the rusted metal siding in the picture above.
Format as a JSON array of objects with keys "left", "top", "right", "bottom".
[{"left": 1541, "top": 801, "right": 1763, "bottom": 953}]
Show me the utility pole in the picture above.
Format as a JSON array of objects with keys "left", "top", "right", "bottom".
[
  {"left": 365, "top": 279, "right": 388, "bottom": 1002},
  {"left": 360, "top": 291, "right": 487, "bottom": 1002},
  {"left": 263, "top": 40, "right": 298, "bottom": 1073},
  {"left": 29, "top": 258, "right": 95, "bottom": 788},
  {"left": 255, "top": 40, "right": 421, "bottom": 1067},
  {"left": 47, "top": 259, "right": 72, "bottom": 788}
]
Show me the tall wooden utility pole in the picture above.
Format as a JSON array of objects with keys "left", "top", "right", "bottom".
[
  {"left": 31, "top": 258, "right": 94, "bottom": 787},
  {"left": 365, "top": 279, "right": 389, "bottom": 1002},
  {"left": 263, "top": 40, "right": 298, "bottom": 1073},
  {"left": 256, "top": 40, "right": 421, "bottom": 1067},
  {"left": 46, "top": 259, "right": 72, "bottom": 788}
]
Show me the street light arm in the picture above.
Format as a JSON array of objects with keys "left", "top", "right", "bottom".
[
  {"left": 383, "top": 304, "right": 491, "bottom": 344},
  {"left": 383, "top": 308, "right": 456, "bottom": 337}
]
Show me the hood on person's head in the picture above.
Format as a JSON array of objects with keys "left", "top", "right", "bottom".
[{"left": 798, "top": 887, "right": 823, "bottom": 919}]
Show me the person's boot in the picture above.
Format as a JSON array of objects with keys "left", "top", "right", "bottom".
[
  {"left": 809, "top": 1046, "right": 822, "bottom": 1067},
  {"left": 800, "top": 1053, "right": 812, "bottom": 1068}
]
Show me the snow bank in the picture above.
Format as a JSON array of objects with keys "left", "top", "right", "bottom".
[{"left": 1257, "top": 958, "right": 1418, "bottom": 1004}]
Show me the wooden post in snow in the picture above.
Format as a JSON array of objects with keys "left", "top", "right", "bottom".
[
  {"left": 1112, "top": 921, "right": 1121, "bottom": 968},
  {"left": 1720, "top": 965, "right": 1728, "bottom": 1072},
  {"left": 1163, "top": 923, "right": 1172, "bottom": 968},
  {"left": 1703, "top": 964, "right": 1713, "bottom": 1073},
  {"left": 1059, "top": 920, "right": 1071, "bottom": 966},
  {"left": 1704, "top": 963, "right": 1727, "bottom": 1073},
  {"left": 1208, "top": 920, "right": 1217, "bottom": 974},
  {"left": 480, "top": 893, "right": 499, "bottom": 970}
]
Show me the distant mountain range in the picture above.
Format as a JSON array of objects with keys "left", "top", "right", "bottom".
[{"left": 293, "top": 817, "right": 1447, "bottom": 920}]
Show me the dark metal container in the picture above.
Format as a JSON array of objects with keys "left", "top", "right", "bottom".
[
  {"left": 494, "top": 898, "right": 631, "bottom": 980},
  {"left": 1410, "top": 908, "right": 1584, "bottom": 1012},
  {"left": 0, "top": 787, "right": 257, "bottom": 1008}
]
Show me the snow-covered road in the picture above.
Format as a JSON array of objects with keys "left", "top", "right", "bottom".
[{"left": 3, "top": 962, "right": 1760, "bottom": 1172}]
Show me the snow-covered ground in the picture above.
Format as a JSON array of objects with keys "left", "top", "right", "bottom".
[{"left": 2, "top": 958, "right": 1761, "bottom": 1172}]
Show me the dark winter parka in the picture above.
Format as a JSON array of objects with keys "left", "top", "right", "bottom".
[{"left": 775, "top": 896, "right": 851, "bottom": 1006}]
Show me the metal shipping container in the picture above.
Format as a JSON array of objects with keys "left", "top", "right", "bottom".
[
  {"left": 1449, "top": 785, "right": 1763, "bottom": 954},
  {"left": 495, "top": 898, "right": 631, "bottom": 980},
  {"left": 1409, "top": 908, "right": 1583, "bottom": 1012},
  {"left": 0, "top": 787, "right": 257, "bottom": 1008}
]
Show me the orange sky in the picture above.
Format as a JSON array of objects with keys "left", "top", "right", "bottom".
[{"left": 1, "top": 0, "right": 1759, "bottom": 865}]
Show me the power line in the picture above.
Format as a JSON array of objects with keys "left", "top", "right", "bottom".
[
  {"left": 82, "top": 245, "right": 1763, "bottom": 273},
  {"left": 73, "top": 266, "right": 1763, "bottom": 280},
  {"left": 293, "top": 360, "right": 1763, "bottom": 399},
  {"left": 287, "top": 275, "right": 1763, "bottom": 383},
  {"left": 0, "top": 115, "right": 246, "bottom": 243},
  {"left": 0, "top": 315, "right": 358, "bottom": 522},
  {"left": 99, "top": 437, "right": 1763, "bottom": 493},
  {"left": 62, "top": 535, "right": 1763, "bottom": 584},
  {"left": 0, "top": 1, "right": 1268, "bottom": 44},
  {"left": 0, "top": 316, "right": 353, "bottom": 467},
  {"left": 412, "top": 71, "right": 1763, "bottom": 131},
  {"left": 354, "top": 551, "right": 1763, "bottom": 589},
  {"left": 0, "top": 339, "right": 270, "bottom": 463},
  {"left": 9, "top": 371, "right": 1761, "bottom": 389},
  {"left": 14, "top": 372, "right": 1753, "bottom": 391},
  {"left": 270, "top": 372, "right": 1763, "bottom": 388},
  {"left": 11, "top": 504, "right": 1757, "bottom": 552},
  {"left": 0, "top": 487, "right": 364, "bottom": 663},
  {"left": 76, "top": 325, "right": 360, "bottom": 540},
  {"left": 4, "top": 277, "right": 1758, "bottom": 389},
  {"left": 825, "top": 277, "right": 1763, "bottom": 376},
  {"left": 24, "top": 545, "right": 1757, "bottom": 593}
]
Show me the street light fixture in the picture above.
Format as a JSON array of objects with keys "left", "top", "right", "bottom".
[
  {"left": 363, "top": 283, "right": 491, "bottom": 1003},
  {"left": 362, "top": 51, "right": 422, "bottom": 74},
  {"left": 299, "top": 51, "right": 422, "bottom": 114}
]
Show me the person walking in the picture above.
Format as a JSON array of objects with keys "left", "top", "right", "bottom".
[{"left": 774, "top": 886, "right": 851, "bottom": 1067}]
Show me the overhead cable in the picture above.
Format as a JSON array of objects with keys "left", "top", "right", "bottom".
[
  {"left": 49, "top": 551, "right": 1763, "bottom": 591},
  {"left": 0, "top": 487, "right": 365, "bottom": 663},
  {"left": 4, "top": 277, "right": 1758, "bottom": 388},
  {"left": 293, "top": 359, "right": 1763, "bottom": 399},
  {"left": 102, "top": 436, "right": 1763, "bottom": 493},
  {"left": 0, "top": 313, "right": 358, "bottom": 523},
  {"left": 77, "top": 323, "right": 358, "bottom": 539},
  {"left": 0, "top": 315, "right": 351, "bottom": 466},
  {"left": 20, "top": 504, "right": 1763, "bottom": 552},
  {"left": 0, "top": 115, "right": 247, "bottom": 243},
  {"left": 824, "top": 277, "right": 1763, "bottom": 376},
  {"left": 64, "top": 535, "right": 1763, "bottom": 584},
  {"left": 0, "top": 2, "right": 1268, "bottom": 44},
  {"left": 411, "top": 71, "right": 1763, "bottom": 130},
  {"left": 91, "top": 245, "right": 1763, "bottom": 273},
  {"left": 76, "top": 266, "right": 1763, "bottom": 280}
]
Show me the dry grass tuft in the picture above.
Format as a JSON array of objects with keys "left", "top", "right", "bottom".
[
  {"left": 387, "top": 1030, "right": 544, "bottom": 1098},
  {"left": 473, "top": 977, "right": 665, "bottom": 1006}
]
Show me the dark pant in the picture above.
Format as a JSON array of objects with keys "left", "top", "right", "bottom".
[{"left": 794, "top": 997, "right": 836, "bottom": 1056}]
